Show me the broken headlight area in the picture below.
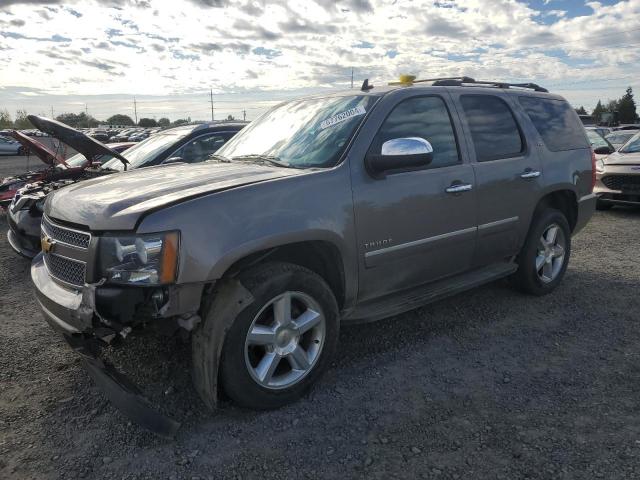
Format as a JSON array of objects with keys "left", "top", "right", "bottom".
[{"left": 98, "top": 231, "right": 179, "bottom": 285}]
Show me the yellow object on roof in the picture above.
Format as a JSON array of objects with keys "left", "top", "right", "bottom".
[{"left": 388, "top": 74, "right": 416, "bottom": 86}]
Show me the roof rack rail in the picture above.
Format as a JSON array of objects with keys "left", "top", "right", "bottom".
[{"left": 428, "top": 77, "right": 548, "bottom": 92}]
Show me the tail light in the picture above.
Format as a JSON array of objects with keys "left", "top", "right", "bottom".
[{"left": 590, "top": 150, "right": 596, "bottom": 193}]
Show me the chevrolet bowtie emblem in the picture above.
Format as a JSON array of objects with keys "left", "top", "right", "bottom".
[{"left": 41, "top": 236, "right": 55, "bottom": 253}]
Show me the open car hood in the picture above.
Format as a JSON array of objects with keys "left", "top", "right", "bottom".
[
  {"left": 27, "top": 115, "right": 129, "bottom": 168},
  {"left": 8, "top": 130, "right": 67, "bottom": 166}
]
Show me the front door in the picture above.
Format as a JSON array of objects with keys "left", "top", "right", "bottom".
[{"left": 350, "top": 93, "right": 478, "bottom": 302}]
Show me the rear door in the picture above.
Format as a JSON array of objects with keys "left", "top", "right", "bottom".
[
  {"left": 350, "top": 92, "right": 478, "bottom": 301},
  {"left": 450, "top": 91, "right": 543, "bottom": 266}
]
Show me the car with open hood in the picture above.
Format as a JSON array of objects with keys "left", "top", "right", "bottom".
[
  {"left": 7, "top": 116, "right": 245, "bottom": 257},
  {"left": 0, "top": 130, "right": 133, "bottom": 210},
  {"left": 31, "top": 76, "right": 596, "bottom": 435},
  {"left": 594, "top": 131, "right": 640, "bottom": 209}
]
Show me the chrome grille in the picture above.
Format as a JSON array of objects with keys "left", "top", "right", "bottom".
[
  {"left": 42, "top": 216, "right": 91, "bottom": 249},
  {"left": 602, "top": 174, "right": 640, "bottom": 192},
  {"left": 44, "top": 253, "right": 86, "bottom": 287}
]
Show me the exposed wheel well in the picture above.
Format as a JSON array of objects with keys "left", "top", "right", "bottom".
[
  {"left": 535, "top": 190, "right": 578, "bottom": 232},
  {"left": 223, "top": 241, "right": 346, "bottom": 308}
]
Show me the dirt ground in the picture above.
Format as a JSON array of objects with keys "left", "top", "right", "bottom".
[{"left": 2, "top": 154, "right": 640, "bottom": 479}]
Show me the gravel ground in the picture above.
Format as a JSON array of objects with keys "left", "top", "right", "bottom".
[{"left": 2, "top": 155, "right": 640, "bottom": 479}]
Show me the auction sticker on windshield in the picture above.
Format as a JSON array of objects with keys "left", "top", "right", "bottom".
[{"left": 320, "top": 105, "right": 366, "bottom": 130}]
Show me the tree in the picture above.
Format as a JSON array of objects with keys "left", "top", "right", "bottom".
[
  {"left": 158, "top": 117, "right": 171, "bottom": 127},
  {"left": 617, "top": 87, "right": 637, "bottom": 124},
  {"left": 226, "top": 114, "right": 236, "bottom": 121},
  {"left": 14, "top": 109, "right": 32, "bottom": 129},
  {"left": 592, "top": 100, "right": 605, "bottom": 123},
  {"left": 173, "top": 117, "right": 190, "bottom": 126},
  {"left": 0, "top": 109, "right": 12, "bottom": 129},
  {"left": 138, "top": 117, "right": 157, "bottom": 127},
  {"left": 105, "top": 114, "right": 134, "bottom": 126},
  {"left": 575, "top": 106, "right": 587, "bottom": 115},
  {"left": 55, "top": 112, "right": 99, "bottom": 128}
]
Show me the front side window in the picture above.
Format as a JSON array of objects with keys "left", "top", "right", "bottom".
[
  {"left": 175, "top": 134, "right": 228, "bottom": 163},
  {"left": 519, "top": 96, "right": 589, "bottom": 152},
  {"left": 216, "top": 94, "right": 379, "bottom": 168},
  {"left": 369, "top": 96, "right": 460, "bottom": 169},
  {"left": 102, "top": 127, "right": 195, "bottom": 171},
  {"left": 460, "top": 95, "right": 524, "bottom": 162}
]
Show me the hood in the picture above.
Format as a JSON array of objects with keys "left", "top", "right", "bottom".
[
  {"left": 27, "top": 115, "right": 129, "bottom": 167},
  {"left": 604, "top": 151, "right": 640, "bottom": 165},
  {"left": 46, "top": 161, "right": 304, "bottom": 230},
  {"left": 8, "top": 130, "right": 67, "bottom": 166}
]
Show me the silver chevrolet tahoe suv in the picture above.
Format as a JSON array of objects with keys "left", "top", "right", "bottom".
[{"left": 32, "top": 77, "right": 596, "bottom": 431}]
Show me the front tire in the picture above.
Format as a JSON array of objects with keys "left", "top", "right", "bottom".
[
  {"left": 217, "top": 262, "right": 339, "bottom": 409},
  {"left": 512, "top": 209, "right": 571, "bottom": 296}
]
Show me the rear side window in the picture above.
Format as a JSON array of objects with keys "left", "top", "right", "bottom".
[
  {"left": 460, "top": 95, "right": 524, "bottom": 162},
  {"left": 518, "top": 96, "right": 589, "bottom": 152}
]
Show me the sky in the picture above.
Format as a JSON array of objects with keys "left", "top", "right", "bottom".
[{"left": 0, "top": 0, "right": 638, "bottom": 122}]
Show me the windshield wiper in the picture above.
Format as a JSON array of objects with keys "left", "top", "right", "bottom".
[
  {"left": 231, "top": 154, "right": 293, "bottom": 168},
  {"left": 207, "top": 153, "right": 232, "bottom": 163}
]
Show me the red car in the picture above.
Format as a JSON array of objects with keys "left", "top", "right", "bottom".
[{"left": 0, "top": 131, "right": 133, "bottom": 209}]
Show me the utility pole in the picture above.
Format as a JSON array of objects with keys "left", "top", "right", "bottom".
[
  {"left": 209, "top": 89, "right": 214, "bottom": 122},
  {"left": 133, "top": 97, "right": 138, "bottom": 125},
  {"left": 243, "top": 108, "right": 246, "bottom": 121},
  {"left": 351, "top": 68, "right": 354, "bottom": 89},
  {"left": 51, "top": 106, "right": 54, "bottom": 118},
  {"left": 85, "top": 104, "right": 89, "bottom": 127}
]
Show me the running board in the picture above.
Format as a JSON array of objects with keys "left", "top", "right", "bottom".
[{"left": 344, "top": 262, "right": 518, "bottom": 323}]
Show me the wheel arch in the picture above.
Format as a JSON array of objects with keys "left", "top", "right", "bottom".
[
  {"left": 533, "top": 188, "right": 578, "bottom": 232},
  {"left": 212, "top": 237, "right": 348, "bottom": 310}
]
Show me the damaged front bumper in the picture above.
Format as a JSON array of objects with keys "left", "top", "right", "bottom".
[{"left": 32, "top": 254, "right": 185, "bottom": 436}]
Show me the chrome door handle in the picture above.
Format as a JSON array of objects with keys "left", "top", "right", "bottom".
[
  {"left": 445, "top": 183, "right": 473, "bottom": 193},
  {"left": 520, "top": 170, "right": 541, "bottom": 179}
]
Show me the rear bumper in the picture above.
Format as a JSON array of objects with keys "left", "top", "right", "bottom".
[{"left": 573, "top": 193, "right": 597, "bottom": 235}]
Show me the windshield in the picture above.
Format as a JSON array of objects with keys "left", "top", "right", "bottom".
[
  {"left": 101, "top": 129, "right": 192, "bottom": 171},
  {"left": 586, "top": 129, "right": 611, "bottom": 150},
  {"left": 216, "top": 94, "right": 379, "bottom": 168},
  {"left": 619, "top": 132, "right": 640, "bottom": 153}
]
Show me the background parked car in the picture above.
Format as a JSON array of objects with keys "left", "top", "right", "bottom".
[
  {"left": 594, "top": 132, "right": 640, "bottom": 210},
  {"left": 585, "top": 126, "right": 612, "bottom": 139},
  {"left": 0, "top": 135, "right": 26, "bottom": 155},
  {"left": 605, "top": 130, "right": 640, "bottom": 150},
  {"left": 586, "top": 129, "right": 615, "bottom": 159}
]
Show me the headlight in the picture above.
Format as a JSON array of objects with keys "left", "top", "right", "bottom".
[
  {"left": 596, "top": 158, "right": 605, "bottom": 173},
  {"left": 99, "top": 231, "right": 179, "bottom": 285}
]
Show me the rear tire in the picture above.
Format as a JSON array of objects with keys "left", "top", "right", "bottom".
[
  {"left": 512, "top": 209, "right": 571, "bottom": 296},
  {"left": 217, "top": 262, "right": 339, "bottom": 410}
]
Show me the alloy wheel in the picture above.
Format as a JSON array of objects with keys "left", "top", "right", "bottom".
[
  {"left": 244, "top": 291, "right": 325, "bottom": 390},
  {"left": 535, "top": 223, "right": 566, "bottom": 283}
]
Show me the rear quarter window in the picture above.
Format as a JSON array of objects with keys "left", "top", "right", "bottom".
[{"left": 518, "top": 96, "right": 589, "bottom": 152}]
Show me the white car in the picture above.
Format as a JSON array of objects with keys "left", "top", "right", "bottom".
[{"left": 0, "top": 135, "right": 24, "bottom": 155}]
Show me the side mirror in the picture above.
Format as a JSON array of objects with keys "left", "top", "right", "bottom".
[
  {"left": 594, "top": 146, "right": 614, "bottom": 155},
  {"left": 365, "top": 137, "right": 433, "bottom": 178},
  {"left": 163, "top": 156, "right": 183, "bottom": 164}
]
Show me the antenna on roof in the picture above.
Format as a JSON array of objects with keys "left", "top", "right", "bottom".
[{"left": 361, "top": 79, "right": 374, "bottom": 91}]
